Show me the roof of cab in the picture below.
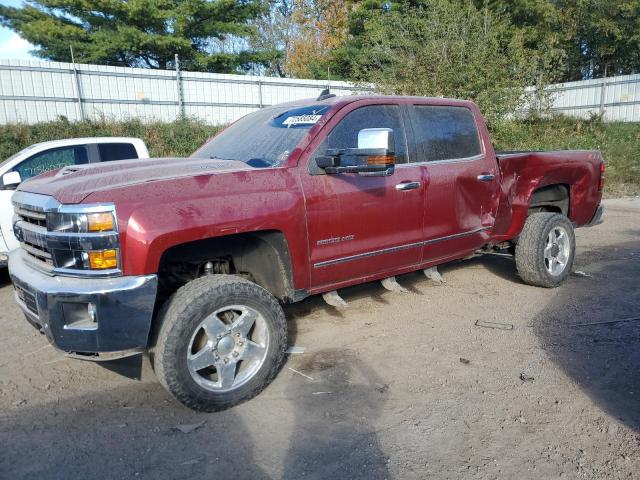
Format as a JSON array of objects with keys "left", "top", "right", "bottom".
[
  {"left": 270, "top": 94, "right": 477, "bottom": 110},
  {"left": 24, "top": 137, "right": 144, "bottom": 150}
]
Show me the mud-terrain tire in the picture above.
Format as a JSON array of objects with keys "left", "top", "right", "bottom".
[
  {"left": 515, "top": 212, "right": 576, "bottom": 288},
  {"left": 152, "top": 275, "right": 287, "bottom": 412}
]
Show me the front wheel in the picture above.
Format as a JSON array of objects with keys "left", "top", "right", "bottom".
[
  {"left": 152, "top": 275, "right": 287, "bottom": 412},
  {"left": 515, "top": 212, "right": 576, "bottom": 288}
]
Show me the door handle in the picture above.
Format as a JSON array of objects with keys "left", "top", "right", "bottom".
[
  {"left": 395, "top": 181, "right": 421, "bottom": 191},
  {"left": 477, "top": 174, "right": 495, "bottom": 182}
]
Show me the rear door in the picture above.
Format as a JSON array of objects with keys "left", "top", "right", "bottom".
[
  {"left": 409, "top": 104, "right": 500, "bottom": 262},
  {"left": 300, "top": 102, "right": 426, "bottom": 289}
]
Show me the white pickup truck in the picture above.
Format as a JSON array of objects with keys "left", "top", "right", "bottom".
[{"left": 0, "top": 137, "right": 149, "bottom": 267}]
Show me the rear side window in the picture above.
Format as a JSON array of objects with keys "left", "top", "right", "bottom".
[
  {"left": 413, "top": 106, "right": 482, "bottom": 161},
  {"left": 319, "top": 105, "right": 408, "bottom": 163},
  {"left": 98, "top": 143, "right": 138, "bottom": 162},
  {"left": 13, "top": 146, "right": 88, "bottom": 181}
]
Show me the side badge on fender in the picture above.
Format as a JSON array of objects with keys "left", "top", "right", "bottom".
[{"left": 317, "top": 234, "right": 355, "bottom": 246}]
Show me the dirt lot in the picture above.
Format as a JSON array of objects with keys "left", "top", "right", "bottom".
[{"left": 1, "top": 198, "right": 639, "bottom": 479}]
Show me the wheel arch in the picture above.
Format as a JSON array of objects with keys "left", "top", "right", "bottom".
[
  {"left": 528, "top": 183, "right": 570, "bottom": 216},
  {"left": 157, "top": 230, "right": 296, "bottom": 303}
]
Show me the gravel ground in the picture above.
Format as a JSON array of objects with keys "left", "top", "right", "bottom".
[{"left": 0, "top": 198, "right": 638, "bottom": 479}]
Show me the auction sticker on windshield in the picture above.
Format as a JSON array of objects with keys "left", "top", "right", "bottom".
[
  {"left": 282, "top": 114, "right": 322, "bottom": 127},
  {"left": 273, "top": 105, "right": 330, "bottom": 129}
]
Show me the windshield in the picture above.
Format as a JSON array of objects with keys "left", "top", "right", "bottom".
[{"left": 191, "top": 104, "right": 331, "bottom": 168}]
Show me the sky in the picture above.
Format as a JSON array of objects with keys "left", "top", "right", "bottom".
[{"left": 0, "top": 0, "right": 36, "bottom": 60}]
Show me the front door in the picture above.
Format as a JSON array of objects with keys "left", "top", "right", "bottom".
[
  {"left": 408, "top": 104, "right": 500, "bottom": 262},
  {"left": 300, "top": 103, "right": 426, "bottom": 289}
]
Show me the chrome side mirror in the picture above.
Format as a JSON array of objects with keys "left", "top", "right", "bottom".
[
  {"left": 357, "top": 128, "right": 394, "bottom": 150},
  {"left": 1, "top": 171, "right": 21, "bottom": 189},
  {"left": 315, "top": 128, "right": 396, "bottom": 177}
]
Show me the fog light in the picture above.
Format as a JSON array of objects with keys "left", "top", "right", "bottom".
[
  {"left": 62, "top": 302, "right": 98, "bottom": 331},
  {"left": 0, "top": 253, "right": 7, "bottom": 262},
  {"left": 88, "top": 249, "right": 118, "bottom": 270},
  {"left": 87, "top": 303, "right": 97, "bottom": 323}
]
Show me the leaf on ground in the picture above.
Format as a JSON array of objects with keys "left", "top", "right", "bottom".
[{"left": 174, "top": 420, "right": 206, "bottom": 434}]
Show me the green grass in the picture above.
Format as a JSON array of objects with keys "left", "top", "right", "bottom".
[
  {"left": 0, "top": 115, "right": 638, "bottom": 196},
  {"left": 491, "top": 116, "right": 640, "bottom": 197}
]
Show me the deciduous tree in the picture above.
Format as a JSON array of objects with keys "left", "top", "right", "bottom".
[{"left": 344, "top": 1, "right": 536, "bottom": 123}]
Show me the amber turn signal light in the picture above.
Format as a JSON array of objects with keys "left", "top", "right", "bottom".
[
  {"left": 366, "top": 155, "right": 396, "bottom": 165},
  {"left": 88, "top": 249, "right": 118, "bottom": 270},
  {"left": 87, "top": 212, "right": 115, "bottom": 232}
]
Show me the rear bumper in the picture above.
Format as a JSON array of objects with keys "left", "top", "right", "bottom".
[
  {"left": 585, "top": 204, "right": 604, "bottom": 227},
  {"left": 9, "top": 251, "right": 158, "bottom": 355}
]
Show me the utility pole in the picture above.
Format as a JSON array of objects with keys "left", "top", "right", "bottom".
[
  {"left": 70, "top": 45, "right": 85, "bottom": 121},
  {"left": 599, "top": 64, "right": 608, "bottom": 119},
  {"left": 175, "top": 54, "right": 185, "bottom": 119}
]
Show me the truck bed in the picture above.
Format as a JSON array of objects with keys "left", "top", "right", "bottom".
[{"left": 490, "top": 149, "right": 604, "bottom": 240}]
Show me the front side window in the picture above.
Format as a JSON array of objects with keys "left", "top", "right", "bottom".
[
  {"left": 13, "top": 146, "right": 88, "bottom": 181},
  {"left": 317, "top": 105, "right": 408, "bottom": 164},
  {"left": 192, "top": 104, "right": 331, "bottom": 168},
  {"left": 413, "top": 106, "right": 482, "bottom": 162}
]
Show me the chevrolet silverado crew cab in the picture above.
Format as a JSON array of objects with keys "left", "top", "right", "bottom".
[
  {"left": 8, "top": 95, "right": 604, "bottom": 412},
  {"left": 0, "top": 137, "right": 149, "bottom": 268}
]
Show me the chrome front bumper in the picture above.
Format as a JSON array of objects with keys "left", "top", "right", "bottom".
[{"left": 9, "top": 251, "right": 158, "bottom": 355}]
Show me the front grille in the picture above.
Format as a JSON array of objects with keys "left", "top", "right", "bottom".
[
  {"left": 14, "top": 203, "right": 54, "bottom": 270},
  {"left": 21, "top": 241, "right": 53, "bottom": 266},
  {"left": 15, "top": 284, "right": 38, "bottom": 315},
  {"left": 15, "top": 206, "right": 47, "bottom": 229}
]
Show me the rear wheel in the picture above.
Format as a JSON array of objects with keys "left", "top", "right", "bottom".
[
  {"left": 153, "top": 275, "right": 287, "bottom": 412},
  {"left": 515, "top": 212, "right": 575, "bottom": 288}
]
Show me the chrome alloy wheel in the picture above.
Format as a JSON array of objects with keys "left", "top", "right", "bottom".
[
  {"left": 187, "top": 305, "right": 269, "bottom": 392},
  {"left": 543, "top": 226, "right": 571, "bottom": 276}
]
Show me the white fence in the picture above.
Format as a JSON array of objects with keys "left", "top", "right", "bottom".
[
  {"left": 0, "top": 59, "right": 363, "bottom": 125},
  {"left": 543, "top": 73, "right": 640, "bottom": 121},
  {"left": 0, "top": 59, "right": 639, "bottom": 124}
]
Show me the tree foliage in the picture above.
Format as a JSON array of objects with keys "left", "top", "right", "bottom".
[
  {"left": 248, "top": 0, "right": 295, "bottom": 76},
  {"left": 279, "top": 0, "right": 640, "bottom": 83},
  {"left": 560, "top": 0, "right": 640, "bottom": 80},
  {"left": 478, "top": 0, "right": 640, "bottom": 81},
  {"left": 284, "top": 0, "right": 351, "bottom": 79},
  {"left": 340, "top": 1, "right": 536, "bottom": 122},
  {"left": 0, "top": 0, "right": 277, "bottom": 72}
]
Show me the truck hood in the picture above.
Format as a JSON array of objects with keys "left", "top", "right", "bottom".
[{"left": 17, "top": 157, "right": 253, "bottom": 204}]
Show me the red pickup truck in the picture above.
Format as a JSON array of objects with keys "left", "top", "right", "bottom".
[{"left": 9, "top": 94, "right": 604, "bottom": 411}]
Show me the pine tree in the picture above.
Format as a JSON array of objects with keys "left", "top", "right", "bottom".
[{"left": 0, "top": 0, "right": 277, "bottom": 73}]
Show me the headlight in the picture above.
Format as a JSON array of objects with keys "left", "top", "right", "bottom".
[
  {"left": 48, "top": 211, "right": 116, "bottom": 233},
  {"left": 42, "top": 206, "right": 120, "bottom": 274},
  {"left": 87, "top": 212, "right": 115, "bottom": 232}
]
